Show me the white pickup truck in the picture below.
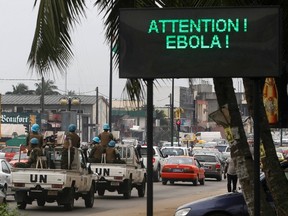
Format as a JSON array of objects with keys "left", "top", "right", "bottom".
[
  {"left": 11, "top": 146, "right": 98, "bottom": 210},
  {"left": 91, "top": 143, "right": 146, "bottom": 199}
]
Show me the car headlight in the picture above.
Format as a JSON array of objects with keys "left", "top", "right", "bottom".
[{"left": 175, "top": 208, "right": 191, "bottom": 216}]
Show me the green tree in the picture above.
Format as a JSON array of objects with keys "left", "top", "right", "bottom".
[
  {"left": 34, "top": 79, "right": 60, "bottom": 95},
  {"left": 5, "top": 83, "right": 34, "bottom": 95}
]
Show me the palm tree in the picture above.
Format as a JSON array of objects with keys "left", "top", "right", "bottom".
[
  {"left": 28, "top": 0, "right": 288, "bottom": 215},
  {"left": 5, "top": 83, "right": 34, "bottom": 95},
  {"left": 35, "top": 79, "right": 60, "bottom": 95}
]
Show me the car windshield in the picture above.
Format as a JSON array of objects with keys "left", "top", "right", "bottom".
[
  {"left": 214, "top": 145, "right": 227, "bottom": 152},
  {"left": 139, "top": 148, "right": 155, "bottom": 156},
  {"left": 194, "top": 155, "right": 217, "bottom": 162},
  {"left": 166, "top": 157, "right": 193, "bottom": 165},
  {"left": 162, "top": 148, "right": 184, "bottom": 156}
]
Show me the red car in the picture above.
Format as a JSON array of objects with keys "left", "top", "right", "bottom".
[
  {"left": 0, "top": 146, "right": 27, "bottom": 162},
  {"left": 161, "top": 156, "right": 205, "bottom": 186}
]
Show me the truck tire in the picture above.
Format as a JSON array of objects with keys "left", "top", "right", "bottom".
[
  {"left": 98, "top": 188, "right": 105, "bottom": 196},
  {"left": 84, "top": 184, "right": 94, "bottom": 208},
  {"left": 64, "top": 188, "right": 75, "bottom": 211},
  {"left": 37, "top": 199, "right": 46, "bottom": 207},
  {"left": 137, "top": 179, "right": 146, "bottom": 197},
  {"left": 17, "top": 202, "right": 27, "bottom": 210},
  {"left": 123, "top": 179, "right": 132, "bottom": 199}
]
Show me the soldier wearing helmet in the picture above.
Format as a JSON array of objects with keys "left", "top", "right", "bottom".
[
  {"left": 27, "top": 138, "right": 43, "bottom": 168},
  {"left": 88, "top": 137, "right": 104, "bottom": 163},
  {"left": 106, "top": 140, "right": 121, "bottom": 163},
  {"left": 61, "top": 124, "right": 81, "bottom": 169},
  {"left": 26, "top": 123, "right": 44, "bottom": 156},
  {"left": 98, "top": 123, "right": 114, "bottom": 149}
]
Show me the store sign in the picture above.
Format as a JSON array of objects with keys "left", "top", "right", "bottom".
[
  {"left": 1, "top": 112, "right": 40, "bottom": 125},
  {"left": 119, "top": 7, "right": 281, "bottom": 78}
]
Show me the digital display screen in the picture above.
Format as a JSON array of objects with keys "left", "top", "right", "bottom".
[{"left": 119, "top": 7, "right": 281, "bottom": 78}]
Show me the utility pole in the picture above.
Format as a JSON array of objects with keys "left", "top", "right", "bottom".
[
  {"left": 96, "top": 87, "right": 99, "bottom": 135},
  {"left": 170, "top": 79, "right": 174, "bottom": 146}
]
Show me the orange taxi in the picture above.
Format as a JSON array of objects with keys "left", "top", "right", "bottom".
[{"left": 161, "top": 156, "right": 205, "bottom": 186}]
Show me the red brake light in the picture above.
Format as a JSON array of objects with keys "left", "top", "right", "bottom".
[
  {"left": 152, "top": 158, "right": 156, "bottom": 164},
  {"left": 215, "top": 163, "right": 221, "bottom": 169}
]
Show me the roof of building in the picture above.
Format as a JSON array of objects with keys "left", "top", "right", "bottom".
[{"left": 1, "top": 95, "right": 105, "bottom": 105}]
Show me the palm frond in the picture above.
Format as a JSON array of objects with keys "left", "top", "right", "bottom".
[{"left": 28, "top": 0, "right": 86, "bottom": 76}]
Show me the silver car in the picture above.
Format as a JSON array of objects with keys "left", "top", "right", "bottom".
[{"left": 0, "top": 159, "right": 13, "bottom": 196}]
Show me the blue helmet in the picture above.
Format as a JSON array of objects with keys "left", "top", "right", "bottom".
[
  {"left": 92, "top": 137, "right": 100, "bottom": 143},
  {"left": 108, "top": 140, "right": 116, "bottom": 147},
  {"left": 68, "top": 124, "right": 77, "bottom": 132},
  {"left": 103, "top": 123, "right": 110, "bottom": 130},
  {"left": 31, "top": 124, "right": 40, "bottom": 132},
  {"left": 30, "top": 137, "right": 39, "bottom": 145}
]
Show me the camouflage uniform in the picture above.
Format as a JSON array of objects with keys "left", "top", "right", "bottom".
[
  {"left": 61, "top": 132, "right": 80, "bottom": 169},
  {"left": 98, "top": 131, "right": 114, "bottom": 149},
  {"left": 88, "top": 144, "right": 104, "bottom": 163},
  {"left": 27, "top": 146, "right": 43, "bottom": 168},
  {"left": 106, "top": 147, "right": 120, "bottom": 163},
  {"left": 26, "top": 132, "right": 44, "bottom": 155}
]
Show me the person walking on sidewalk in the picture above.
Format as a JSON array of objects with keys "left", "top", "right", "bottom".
[{"left": 224, "top": 157, "right": 238, "bottom": 192}]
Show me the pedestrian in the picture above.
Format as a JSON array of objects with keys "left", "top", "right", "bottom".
[
  {"left": 61, "top": 124, "right": 80, "bottom": 169},
  {"left": 224, "top": 157, "right": 238, "bottom": 192},
  {"left": 106, "top": 140, "right": 121, "bottom": 163},
  {"left": 88, "top": 137, "right": 104, "bottom": 163},
  {"left": 98, "top": 123, "right": 114, "bottom": 149},
  {"left": 26, "top": 123, "right": 44, "bottom": 156},
  {"left": 26, "top": 138, "right": 43, "bottom": 168}
]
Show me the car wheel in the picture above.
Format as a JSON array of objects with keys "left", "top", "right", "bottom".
[
  {"left": 98, "top": 188, "right": 105, "bottom": 196},
  {"left": 2, "top": 184, "right": 7, "bottom": 196},
  {"left": 84, "top": 184, "right": 95, "bottom": 208},
  {"left": 137, "top": 178, "right": 146, "bottom": 197},
  {"left": 216, "top": 175, "right": 222, "bottom": 181},
  {"left": 162, "top": 180, "right": 167, "bottom": 185},
  {"left": 37, "top": 199, "right": 45, "bottom": 207},
  {"left": 153, "top": 167, "right": 161, "bottom": 182},
  {"left": 63, "top": 188, "right": 74, "bottom": 211},
  {"left": 123, "top": 179, "right": 132, "bottom": 199},
  {"left": 170, "top": 180, "right": 174, "bottom": 185}
]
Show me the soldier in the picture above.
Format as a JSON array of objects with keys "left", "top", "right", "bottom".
[
  {"left": 61, "top": 124, "right": 80, "bottom": 169},
  {"left": 106, "top": 140, "right": 121, "bottom": 163},
  {"left": 88, "top": 137, "right": 104, "bottom": 163},
  {"left": 98, "top": 123, "right": 114, "bottom": 149},
  {"left": 26, "top": 138, "right": 43, "bottom": 168},
  {"left": 26, "top": 123, "right": 44, "bottom": 156}
]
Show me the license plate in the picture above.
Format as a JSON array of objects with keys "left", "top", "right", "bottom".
[
  {"left": 204, "top": 166, "right": 210, "bottom": 169},
  {"left": 111, "top": 182, "right": 120, "bottom": 186},
  {"left": 173, "top": 168, "right": 182, "bottom": 172},
  {"left": 47, "top": 191, "right": 58, "bottom": 196}
]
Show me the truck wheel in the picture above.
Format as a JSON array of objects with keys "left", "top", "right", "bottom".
[
  {"left": 37, "top": 199, "right": 45, "bottom": 207},
  {"left": 84, "top": 185, "right": 94, "bottom": 208},
  {"left": 137, "top": 179, "right": 146, "bottom": 197},
  {"left": 153, "top": 167, "right": 161, "bottom": 182},
  {"left": 162, "top": 180, "right": 167, "bottom": 185},
  {"left": 98, "top": 188, "right": 105, "bottom": 196},
  {"left": 64, "top": 188, "right": 75, "bottom": 211},
  {"left": 17, "top": 202, "right": 27, "bottom": 210},
  {"left": 123, "top": 180, "right": 132, "bottom": 199}
]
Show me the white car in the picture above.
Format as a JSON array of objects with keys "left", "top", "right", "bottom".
[
  {"left": 140, "top": 146, "right": 166, "bottom": 182},
  {"left": 161, "top": 146, "right": 190, "bottom": 157},
  {"left": 0, "top": 158, "right": 13, "bottom": 196}
]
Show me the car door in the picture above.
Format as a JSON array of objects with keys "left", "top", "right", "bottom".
[
  {"left": 0, "top": 160, "right": 12, "bottom": 193},
  {"left": 195, "top": 158, "right": 205, "bottom": 179}
]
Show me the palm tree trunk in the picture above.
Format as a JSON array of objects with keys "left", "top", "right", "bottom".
[
  {"left": 243, "top": 78, "right": 288, "bottom": 216},
  {"left": 213, "top": 77, "right": 275, "bottom": 215}
]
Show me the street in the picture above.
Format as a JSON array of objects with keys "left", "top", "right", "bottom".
[{"left": 7, "top": 179, "right": 228, "bottom": 216}]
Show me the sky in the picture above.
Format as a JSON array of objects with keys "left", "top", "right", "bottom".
[{"left": 0, "top": 0, "right": 194, "bottom": 100}]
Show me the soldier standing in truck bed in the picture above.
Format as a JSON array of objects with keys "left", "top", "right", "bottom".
[
  {"left": 26, "top": 123, "right": 44, "bottom": 156},
  {"left": 98, "top": 123, "right": 114, "bottom": 149},
  {"left": 61, "top": 124, "right": 80, "bottom": 169},
  {"left": 88, "top": 137, "right": 104, "bottom": 163}
]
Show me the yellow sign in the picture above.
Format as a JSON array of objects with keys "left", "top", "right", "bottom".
[
  {"left": 260, "top": 143, "right": 266, "bottom": 158},
  {"left": 224, "top": 127, "right": 234, "bottom": 143}
]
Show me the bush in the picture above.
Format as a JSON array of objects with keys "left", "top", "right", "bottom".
[{"left": 0, "top": 203, "right": 22, "bottom": 216}]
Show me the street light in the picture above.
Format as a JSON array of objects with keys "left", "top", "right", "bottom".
[{"left": 59, "top": 97, "right": 81, "bottom": 111}]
